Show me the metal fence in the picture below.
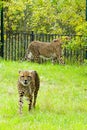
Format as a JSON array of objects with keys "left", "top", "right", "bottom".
[{"left": 2, "top": 31, "right": 87, "bottom": 63}]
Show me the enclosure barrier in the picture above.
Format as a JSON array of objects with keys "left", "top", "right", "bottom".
[{"left": 1, "top": 31, "right": 87, "bottom": 64}]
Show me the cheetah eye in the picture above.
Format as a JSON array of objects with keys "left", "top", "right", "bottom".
[
  {"left": 27, "top": 76, "right": 31, "bottom": 78},
  {"left": 21, "top": 76, "right": 24, "bottom": 78}
]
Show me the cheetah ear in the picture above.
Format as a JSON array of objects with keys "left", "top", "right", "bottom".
[
  {"left": 53, "top": 39, "right": 57, "bottom": 42},
  {"left": 19, "top": 70, "right": 21, "bottom": 74}
]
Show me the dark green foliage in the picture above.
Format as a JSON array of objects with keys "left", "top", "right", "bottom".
[{"left": 3, "top": 0, "right": 86, "bottom": 35}]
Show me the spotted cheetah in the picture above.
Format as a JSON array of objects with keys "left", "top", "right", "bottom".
[
  {"left": 26, "top": 39, "right": 64, "bottom": 64},
  {"left": 17, "top": 70, "right": 40, "bottom": 114}
]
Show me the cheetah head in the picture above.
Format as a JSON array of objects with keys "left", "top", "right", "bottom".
[{"left": 18, "top": 70, "right": 32, "bottom": 86}]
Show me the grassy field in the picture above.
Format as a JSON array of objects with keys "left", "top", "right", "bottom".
[{"left": 0, "top": 59, "right": 87, "bottom": 130}]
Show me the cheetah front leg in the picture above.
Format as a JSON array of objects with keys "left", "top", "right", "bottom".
[
  {"left": 28, "top": 95, "right": 33, "bottom": 111},
  {"left": 33, "top": 90, "right": 38, "bottom": 108},
  {"left": 59, "top": 56, "right": 65, "bottom": 64},
  {"left": 19, "top": 94, "right": 23, "bottom": 114},
  {"left": 34, "top": 55, "right": 40, "bottom": 63}
]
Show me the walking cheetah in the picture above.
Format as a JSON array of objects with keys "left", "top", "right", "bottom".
[
  {"left": 17, "top": 70, "right": 40, "bottom": 114},
  {"left": 25, "top": 38, "right": 64, "bottom": 64}
]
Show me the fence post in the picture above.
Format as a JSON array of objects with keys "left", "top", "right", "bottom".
[
  {"left": 30, "top": 31, "right": 34, "bottom": 42},
  {"left": 0, "top": 1, "right": 4, "bottom": 58},
  {"left": 85, "top": 46, "right": 87, "bottom": 59},
  {"left": 86, "top": 0, "right": 87, "bottom": 21}
]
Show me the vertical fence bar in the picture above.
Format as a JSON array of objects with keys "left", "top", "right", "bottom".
[
  {"left": 8, "top": 32, "right": 10, "bottom": 60},
  {"left": 4, "top": 32, "right": 7, "bottom": 60},
  {"left": 12, "top": 33, "right": 14, "bottom": 60},
  {"left": 17, "top": 32, "right": 20, "bottom": 60},
  {"left": 20, "top": 32, "right": 22, "bottom": 59},
  {"left": 1, "top": 1, "right": 4, "bottom": 58},
  {"left": 23, "top": 32, "right": 26, "bottom": 59},
  {"left": 30, "top": 31, "right": 34, "bottom": 42},
  {"left": 14, "top": 33, "right": 16, "bottom": 60},
  {"left": 86, "top": 0, "right": 87, "bottom": 21},
  {"left": 42, "top": 34, "right": 44, "bottom": 42},
  {"left": 45, "top": 34, "right": 47, "bottom": 42}
]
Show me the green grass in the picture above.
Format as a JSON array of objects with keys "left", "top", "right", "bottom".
[{"left": 0, "top": 59, "right": 87, "bottom": 130}]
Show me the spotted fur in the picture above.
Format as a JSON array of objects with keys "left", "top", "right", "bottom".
[
  {"left": 17, "top": 70, "right": 40, "bottom": 114},
  {"left": 25, "top": 39, "right": 64, "bottom": 64}
]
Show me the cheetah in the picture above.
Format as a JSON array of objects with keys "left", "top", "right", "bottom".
[
  {"left": 17, "top": 70, "right": 40, "bottom": 114},
  {"left": 25, "top": 39, "right": 64, "bottom": 64}
]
